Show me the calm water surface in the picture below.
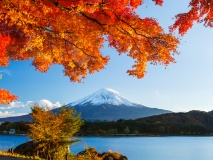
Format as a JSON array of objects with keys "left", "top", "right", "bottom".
[
  {"left": 1, "top": 135, "right": 213, "bottom": 160},
  {"left": 0, "top": 135, "right": 30, "bottom": 151}
]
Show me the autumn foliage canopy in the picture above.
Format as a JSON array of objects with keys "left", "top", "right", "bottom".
[{"left": 0, "top": 0, "right": 211, "bottom": 104}]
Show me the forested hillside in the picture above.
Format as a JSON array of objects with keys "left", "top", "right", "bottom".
[{"left": 1, "top": 110, "right": 213, "bottom": 136}]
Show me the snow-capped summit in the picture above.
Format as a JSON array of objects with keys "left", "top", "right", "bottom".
[{"left": 68, "top": 88, "right": 136, "bottom": 106}]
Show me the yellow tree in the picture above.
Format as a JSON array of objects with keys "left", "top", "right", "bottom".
[{"left": 28, "top": 105, "right": 84, "bottom": 159}]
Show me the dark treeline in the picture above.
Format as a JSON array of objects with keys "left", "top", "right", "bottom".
[
  {"left": 78, "top": 120, "right": 210, "bottom": 136},
  {"left": 0, "top": 121, "right": 30, "bottom": 134},
  {"left": 0, "top": 120, "right": 210, "bottom": 136},
  {"left": 78, "top": 110, "right": 213, "bottom": 136},
  {"left": 1, "top": 110, "right": 213, "bottom": 136}
]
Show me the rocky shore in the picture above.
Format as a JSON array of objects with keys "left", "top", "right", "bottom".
[{"left": 13, "top": 141, "right": 128, "bottom": 160}]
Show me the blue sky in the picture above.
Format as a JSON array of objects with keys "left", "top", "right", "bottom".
[{"left": 1, "top": 0, "right": 213, "bottom": 117}]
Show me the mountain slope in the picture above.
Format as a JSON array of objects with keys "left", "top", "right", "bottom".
[
  {"left": 136, "top": 110, "right": 213, "bottom": 130},
  {"left": 0, "top": 114, "right": 32, "bottom": 122},
  {"left": 78, "top": 110, "right": 213, "bottom": 136}
]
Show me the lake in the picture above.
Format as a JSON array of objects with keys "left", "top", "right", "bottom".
[{"left": 1, "top": 135, "right": 213, "bottom": 160}]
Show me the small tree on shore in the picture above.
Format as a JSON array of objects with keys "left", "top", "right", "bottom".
[{"left": 28, "top": 105, "right": 84, "bottom": 159}]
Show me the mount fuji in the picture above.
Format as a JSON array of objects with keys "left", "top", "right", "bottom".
[
  {"left": 0, "top": 88, "right": 172, "bottom": 122},
  {"left": 68, "top": 88, "right": 137, "bottom": 107},
  {"left": 66, "top": 88, "right": 172, "bottom": 121}
]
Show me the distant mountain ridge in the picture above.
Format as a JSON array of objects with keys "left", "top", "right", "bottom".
[
  {"left": 0, "top": 88, "right": 172, "bottom": 122},
  {"left": 137, "top": 110, "right": 213, "bottom": 130}
]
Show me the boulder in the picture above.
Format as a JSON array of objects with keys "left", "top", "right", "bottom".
[
  {"left": 77, "top": 148, "right": 128, "bottom": 160},
  {"left": 14, "top": 141, "right": 37, "bottom": 157}
]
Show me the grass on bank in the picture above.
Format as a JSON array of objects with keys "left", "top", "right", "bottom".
[{"left": 0, "top": 150, "right": 43, "bottom": 160}]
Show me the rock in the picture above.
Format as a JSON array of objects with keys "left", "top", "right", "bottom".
[
  {"left": 77, "top": 148, "right": 128, "bottom": 160},
  {"left": 14, "top": 141, "right": 37, "bottom": 157}
]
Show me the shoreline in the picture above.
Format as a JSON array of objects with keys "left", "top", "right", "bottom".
[
  {"left": 0, "top": 155, "right": 26, "bottom": 160},
  {"left": 0, "top": 151, "right": 33, "bottom": 160},
  {"left": 1, "top": 133, "right": 213, "bottom": 137}
]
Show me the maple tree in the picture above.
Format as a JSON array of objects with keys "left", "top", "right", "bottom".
[
  {"left": 0, "top": 0, "right": 179, "bottom": 80},
  {"left": 0, "top": 0, "right": 187, "bottom": 103}
]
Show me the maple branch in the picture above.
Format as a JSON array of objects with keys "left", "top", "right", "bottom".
[
  {"left": 101, "top": 7, "right": 135, "bottom": 26},
  {"left": 80, "top": 12, "right": 106, "bottom": 27},
  {"left": 115, "top": 26, "right": 143, "bottom": 54},
  {"left": 100, "top": 6, "right": 162, "bottom": 50},
  {"left": 46, "top": 0, "right": 107, "bottom": 30},
  {"left": 100, "top": 7, "right": 154, "bottom": 41},
  {"left": 63, "top": 38, "right": 97, "bottom": 59},
  {"left": 47, "top": 0, "right": 73, "bottom": 11},
  {"left": 152, "top": 36, "right": 170, "bottom": 48},
  {"left": 119, "top": 22, "right": 166, "bottom": 52},
  {"left": 64, "top": 39, "right": 69, "bottom": 55},
  {"left": 30, "top": 25, "right": 66, "bottom": 34},
  {"left": 115, "top": 25, "right": 163, "bottom": 56}
]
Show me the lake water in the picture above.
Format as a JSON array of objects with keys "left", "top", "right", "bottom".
[{"left": 1, "top": 135, "right": 213, "bottom": 160}]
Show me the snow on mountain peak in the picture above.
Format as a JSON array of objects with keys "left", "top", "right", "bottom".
[{"left": 69, "top": 88, "right": 136, "bottom": 106}]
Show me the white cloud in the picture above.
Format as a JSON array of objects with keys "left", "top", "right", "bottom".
[
  {"left": 0, "top": 99, "right": 62, "bottom": 110},
  {"left": 0, "top": 70, "right": 11, "bottom": 76},
  {"left": 0, "top": 102, "right": 25, "bottom": 109},
  {"left": 0, "top": 100, "right": 62, "bottom": 118},
  {"left": 0, "top": 111, "right": 14, "bottom": 114},
  {"left": 7, "top": 101, "right": 25, "bottom": 108},
  {"left": 37, "top": 99, "right": 62, "bottom": 109},
  {"left": 25, "top": 101, "right": 35, "bottom": 107},
  {"left": 0, "top": 111, "right": 27, "bottom": 118}
]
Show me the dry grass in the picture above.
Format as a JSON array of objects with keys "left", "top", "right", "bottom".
[{"left": 0, "top": 150, "right": 43, "bottom": 160}]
